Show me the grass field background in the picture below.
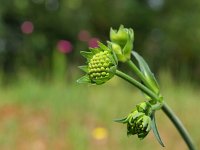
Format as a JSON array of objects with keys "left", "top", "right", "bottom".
[{"left": 0, "top": 71, "right": 199, "bottom": 150}]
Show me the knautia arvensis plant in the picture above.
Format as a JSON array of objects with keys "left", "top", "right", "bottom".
[
  {"left": 109, "top": 25, "right": 134, "bottom": 62},
  {"left": 77, "top": 25, "right": 196, "bottom": 149},
  {"left": 77, "top": 42, "right": 117, "bottom": 85},
  {"left": 115, "top": 102, "right": 152, "bottom": 139}
]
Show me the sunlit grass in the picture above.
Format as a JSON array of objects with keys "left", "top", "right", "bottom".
[{"left": 0, "top": 71, "right": 199, "bottom": 150}]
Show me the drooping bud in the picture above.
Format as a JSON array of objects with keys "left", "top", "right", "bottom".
[
  {"left": 114, "top": 101, "right": 152, "bottom": 139},
  {"left": 127, "top": 112, "right": 151, "bottom": 139},
  {"left": 77, "top": 42, "right": 117, "bottom": 85},
  {"left": 109, "top": 25, "right": 134, "bottom": 62}
]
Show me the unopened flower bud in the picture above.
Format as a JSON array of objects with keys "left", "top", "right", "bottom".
[
  {"left": 127, "top": 111, "right": 151, "bottom": 139},
  {"left": 115, "top": 101, "right": 153, "bottom": 139},
  {"left": 109, "top": 25, "right": 134, "bottom": 62},
  {"left": 77, "top": 42, "right": 117, "bottom": 85}
]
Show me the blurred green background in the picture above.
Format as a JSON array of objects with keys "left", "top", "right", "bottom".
[{"left": 0, "top": 0, "right": 200, "bottom": 149}]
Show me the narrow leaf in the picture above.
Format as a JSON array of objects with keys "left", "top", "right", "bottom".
[
  {"left": 114, "top": 117, "right": 128, "bottom": 123},
  {"left": 109, "top": 43, "right": 118, "bottom": 64},
  {"left": 93, "top": 79, "right": 104, "bottom": 85},
  {"left": 132, "top": 51, "right": 159, "bottom": 94},
  {"left": 151, "top": 112, "right": 165, "bottom": 147},
  {"left": 80, "top": 51, "right": 93, "bottom": 59},
  {"left": 89, "top": 47, "right": 101, "bottom": 54},
  {"left": 132, "top": 51, "right": 152, "bottom": 77},
  {"left": 109, "top": 66, "right": 117, "bottom": 74},
  {"left": 131, "top": 112, "right": 144, "bottom": 121},
  {"left": 78, "top": 65, "right": 89, "bottom": 73},
  {"left": 98, "top": 41, "right": 110, "bottom": 52},
  {"left": 77, "top": 75, "right": 91, "bottom": 84}
]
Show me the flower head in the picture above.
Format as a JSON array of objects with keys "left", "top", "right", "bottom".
[
  {"left": 127, "top": 111, "right": 151, "bottom": 139},
  {"left": 109, "top": 25, "right": 134, "bottom": 62},
  {"left": 115, "top": 101, "right": 152, "bottom": 139},
  {"left": 77, "top": 42, "right": 118, "bottom": 85}
]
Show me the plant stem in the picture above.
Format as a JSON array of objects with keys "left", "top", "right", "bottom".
[
  {"left": 115, "top": 69, "right": 159, "bottom": 101},
  {"left": 162, "top": 103, "right": 196, "bottom": 150},
  {"left": 126, "top": 60, "right": 155, "bottom": 92},
  {"left": 116, "top": 69, "right": 196, "bottom": 150}
]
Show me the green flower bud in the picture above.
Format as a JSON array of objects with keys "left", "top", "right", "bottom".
[
  {"left": 109, "top": 25, "right": 134, "bottom": 62},
  {"left": 136, "top": 101, "right": 152, "bottom": 115},
  {"left": 127, "top": 110, "right": 151, "bottom": 139},
  {"left": 88, "top": 52, "right": 113, "bottom": 81},
  {"left": 114, "top": 101, "right": 153, "bottom": 140},
  {"left": 77, "top": 42, "right": 118, "bottom": 85}
]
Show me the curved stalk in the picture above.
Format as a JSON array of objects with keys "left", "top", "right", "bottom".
[
  {"left": 162, "top": 103, "right": 196, "bottom": 150},
  {"left": 115, "top": 69, "right": 196, "bottom": 150},
  {"left": 115, "top": 70, "right": 159, "bottom": 101},
  {"left": 126, "top": 60, "right": 155, "bottom": 92}
]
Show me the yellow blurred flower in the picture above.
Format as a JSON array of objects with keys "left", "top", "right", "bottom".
[{"left": 92, "top": 127, "right": 108, "bottom": 140}]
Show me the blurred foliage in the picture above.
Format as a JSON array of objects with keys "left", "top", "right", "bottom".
[
  {"left": 0, "top": 72, "right": 199, "bottom": 150},
  {"left": 0, "top": 0, "right": 200, "bottom": 82}
]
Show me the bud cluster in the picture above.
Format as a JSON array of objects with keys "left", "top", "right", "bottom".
[
  {"left": 109, "top": 25, "right": 134, "bottom": 62},
  {"left": 88, "top": 51, "right": 111, "bottom": 80},
  {"left": 78, "top": 25, "right": 166, "bottom": 146},
  {"left": 115, "top": 101, "right": 152, "bottom": 139},
  {"left": 127, "top": 112, "right": 151, "bottom": 139},
  {"left": 77, "top": 42, "right": 117, "bottom": 85}
]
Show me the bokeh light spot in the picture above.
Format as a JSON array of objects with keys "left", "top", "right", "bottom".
[
  {"left": 92, "top": 127, "right": 108, "bottom": 140},
  {"left": 57, "top": 40, "right": 72, "bottom": 54},
  {"left": 78, "top": 30, "right": 91, "bottom": 42},
  {"left": 21, "top": 21, "right": 34, "bottom": 34},
  {"left": 88, "top": 38, "right": 99, "bottom": 48}
]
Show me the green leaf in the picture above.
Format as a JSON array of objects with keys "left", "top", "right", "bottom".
[
  {"left": 98, "top": 41, "right": 110, "bottom": 52},
  {"left": 78, "top": 65, "right": 88, "bottom": 73},
  {"left": 77, "top": 75, "right": 92, "bottom": 84},
  {"left": 111, "top": 47, "right": 118, "bottom": 64},
  {"left": 113, "top": 117, "right": 128, "bottom": 123},
  {"left": 132, "top": 51, "right": 159, "bottom": 94},
  {"left": 93, "top": 79, "right": 105, "bottom": 85},
  {"left": 108, "top": 54, "right": 117, "bottom": 65},
  {"left": 80, "top": 51, "right": 93, "bottom": 59},
  {"left": 89, "top": 47, "right": 101, "bottom": 54},
  {"left": 123, "top": 35, "right": 133, "bottom": 57},
  {"left": 151, "top": 112, "right": 165, "bottom": 147},
  {"left": 109, "top": 66, "right": 117, "bottom": 74},
  {"left": 131, "top": 112, "right": 144, "bottom": 121}
]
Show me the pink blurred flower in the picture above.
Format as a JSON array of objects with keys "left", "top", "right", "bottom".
[
  {"left": 88, "top": 38, "right": 99, "bottom": 48},
  {"left": 21, "top": 21, "right": 34, "bottom": 34},
  {"left": 57, "top": 40, "right": 72, "bottom": 54},
  {"left": 78, "top": 30, "right": 91, "bottom": 42}
]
